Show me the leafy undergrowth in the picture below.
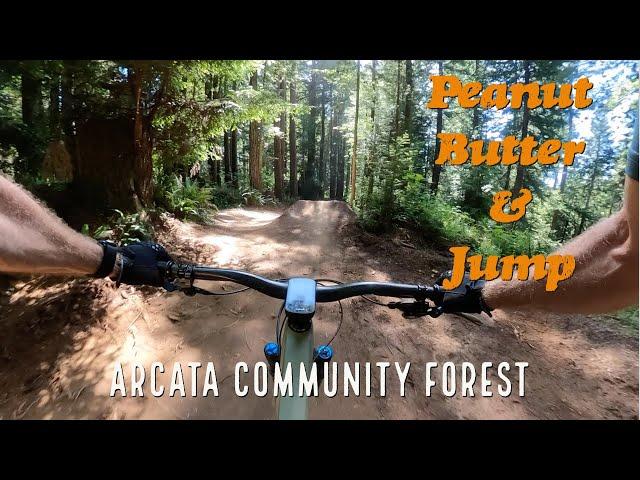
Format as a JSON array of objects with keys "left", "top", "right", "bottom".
[{"left": 607, "top": 307, "right": 639, "bottom": 335}]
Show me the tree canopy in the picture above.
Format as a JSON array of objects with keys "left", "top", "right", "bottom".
[{"left": 0, "top": 59, "right": 637, "bottom": 256}]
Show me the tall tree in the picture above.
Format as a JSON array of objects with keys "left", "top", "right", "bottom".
[
  {"left": 318, "top": 78, "right": 327, "bottom": 197},
  {"left": 47, "top": 61, "right": 62, "bottom": 140},
  {"left": 430, "top": 60, "right": 444, "bottom": 194},
  {"left": 364, "top": 60, "right": 378, "bottom": 208},
  {"left": 20, "top": 64, "right": 43, "bottom": 132},
  {"left": 273, "top": 76, "right": 286, "bottom": 200},
  {"left": 289, "top": 80, "right": 298, "bottom": 197},
  {"left": 302, "top": 62, "right": 318, "bottom": 199},
  {"left": 329, "top": 84, "right": 337, "bottom": 199},
  {"left": 349, "top": 60, "right": 361, "bottom": 204},
  {"left": 403, "top": 60, "right": 413, "bottom": 135},
  {"left": 249, "top": 70, "right": 262, "bottom": 190},
  {"left": 381, "top": 61, "right": 403, "bottom": 219},
  {"left": 223, "top": 130, "right": 231, "bottom": 184},
  {"left": 551, "top": 107, "right": 575, "bottom": 233},
  {"left": 336, "top": 126, "right": 346, "bottom": 200},
  {"left": 511, "top": 60, "right": 531, "bottom": 195},
  {"left": 230, "top": 127, "right": 238, "bottom": 188},
  {"left": 577, "top": 108, "right": 614, "bottom": 234}
]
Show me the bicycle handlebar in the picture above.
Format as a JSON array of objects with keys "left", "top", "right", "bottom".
[{"left": 159, "top": 261, "right": 439, "bottom": 303}]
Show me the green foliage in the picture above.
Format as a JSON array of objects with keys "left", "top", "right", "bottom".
[
  {"left": 612, "top": 306, "right": 639, "bottom": 333},
  {"left": 210, "top": 184, "right": 242, "bottom": 209},
  {"left": 397, "top": 173, "right": 482, "bottom": 248},
  {"left": 242, "top": 187, "right": 276, "bottom": 207},
  {"left": 93, "top": 209, "right": 152, "bottom": 244},
  {"left": 365, "top": 170, "right": 562, "bottom": 257},
  {"left": 155, "top": 174, "right": 215, "bottom": 221}
]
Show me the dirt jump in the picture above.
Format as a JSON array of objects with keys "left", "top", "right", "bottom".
[{"left": 0, "top": 200, "right": 637, "bottom": 419}]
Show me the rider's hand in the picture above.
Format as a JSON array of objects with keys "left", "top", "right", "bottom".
[
  {"left": 118, "top": 241, "right": 173, "bottom": 287},
  {"left": 94, "top": 240, "right": 174, "bottom": 288},
  {"left": 433, "top": 270, "right": 493, "bottom": 316}
]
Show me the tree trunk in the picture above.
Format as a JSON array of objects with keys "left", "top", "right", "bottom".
[
  {"left": 471, "top": 60, "right": 481, "bottom": 137},
  {"left": 303, "top": 62, "right": 318, "bottom": 200},
  {"left": 504, "top": 164, "right": 512, "bottom": 190},
  {"left": 215, "top": 157, "right": 221, "bottom": 187},
  {"left": 551, "top": 108, "right": 574, "bottom": 233},
  {"left": 329, "top": 86, "right": 337, "bottom": 199},
  {"left": 129, "top": 66, "right": 154, "bottom": 207},
  {"left": 274, "top": 77, "right": 286, "bottom": 200},
  {"left": 403, "top": 60, "right": 413, "bottom": 135},
  {"left": 75, "top": 118, "right": 141, "bottom": 211},
  {"left": 223, "top": 130, "right": 231, "bottom": 184},
  {"left": 512, "top": 60, "right": 531, "bottom": 196},
  {"left": 48, "top": 65, "right": 62, "bottom": 140},
  {"left": 365, "top": 60, "right": 378, "bottom": 209},
  {"left": 21, "top": 70, "right": 43, "bottom": 131},
  {"left": 558, "top": 108, "right": 574, "bottom": 193},
  {"left": 231, "top": 127, "right": 238, "bottom": 188},
  {"left": 430, "top": 61, "right": 444, "bottom": 194},
  {"left": 249, "top": 71, "right": 262, "bottom": 190},
  {"left": 578, "top": 166, "right": 598, "bottom": 234},
  {"left": 289, "top": 81, "right": 298, "bottom": 198},
  {"left": 318, "top": 79, "right": 327, "bottom": 197},
  {"left": 577, "top": 136, "right": 601, "bottom": 234},
  {"left": 336, "top": 134, "right": 346, "bottom": 200},
  {"left": 382, "top": 61, "right": 403, "bottom": 221},
  {"left": 349, "top": 60, "right": 361, "bottom": 204},
  {"left": 393, "top": 61, "right": 402, "bottom": 137},
  {"left": 61, "top": 61, "right": 75, "bottom": 139},
  {"left": 20, "top": 66, "right": 44, "bottom": 174}
]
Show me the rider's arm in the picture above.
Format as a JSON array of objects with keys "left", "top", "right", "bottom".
[
  {"left": 0, "top": 174, "right": 174, "bottom": 287},
  {"left": 0, "top": 174, "right": 104, "bottom": 275},
  {"left": 482, "top": 122, "right": 639, "bottom": 314}
]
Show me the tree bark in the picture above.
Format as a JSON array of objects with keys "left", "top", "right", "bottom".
[
  {"left": 577, "top": 134, "right": 602, "bottom": 234},
  {"left": 430, "top": 61, "right": 444, "bottom": 194},
  {"left": 75, "top": 118, "right": 141, "bottom": 211},
  {"left": 61, "top": 61, "right": 76, "bottom": 139},
  {"left": 551, "top": 107, "right": 574, "bottom": 233},
  {"left": 274, "top": 77, "right": 286, "bottom": 200},
  {"left": 329, "top": 86, "right": 337, "bottom": 199},
  {"left": 48, "top": 63, "right": 62, "bottom": 140},
  {"left": 289, "top": 81, "right": 298, "bottom": 198},
  {"left": 129, "top": 65, "right": 154, "bottom": 207},
  {"left": 318, "top": 78, "right": 327, "bottom": 197},
  {"left": 336, "top": 133, "right": 346, "bottom": 200},
  {"left": 382, "top": 61, "right": 403, "bottom": 220},
  {"left": 231, "top": 127, "right": 238, "bottom": 188},
  {"left": 20, "top": 65, "right": 44, "bottom": 174},
  {"left": 365, "top": 60, "right": 378, "bottom": 208},
  {"left": 249, "top": 71, "right": 262, "bottom": 190},
  {"left": 512, "top": 60, "right": 531, "bottom": 196},
  {"left": 223, "top": 130, "right": 231, "bottom": 184},
  {"left": 349, "top": 60, "right": 361, "bottom": 204},
  {"left": 403, "top": 60, "right": 413, "bottom": 136},
  {"left": 21, "top": 69, "right": 43, "bottom": 131},
  {"left": 558, "top": 108, "right": 574, "bottom": 193},
  {"left": 303, "top": 62, "right": 318, "bottom": 199}
]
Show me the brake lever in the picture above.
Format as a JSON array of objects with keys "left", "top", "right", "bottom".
[{"left": 387, "top": 301, "right": 443, "bottom": 319}]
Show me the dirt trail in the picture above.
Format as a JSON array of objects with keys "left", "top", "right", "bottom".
[{"left": 0, "top": 200, "right": 637, "bottom": 419}]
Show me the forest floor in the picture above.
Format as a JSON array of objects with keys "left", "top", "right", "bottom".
[{"left": 0, "top": 200, "right": 637, "bottom": 419}]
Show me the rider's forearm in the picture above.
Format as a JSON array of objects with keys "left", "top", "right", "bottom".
[
  {"left": 0, "top": 175, "right": 103, "bottom": 276},
  {"left": 482, "top": 188, "right": 639, "bottom": 314}
]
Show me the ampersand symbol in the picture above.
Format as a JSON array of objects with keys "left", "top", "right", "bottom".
[{"left": 489, "top": 188, "right": 533, "bottom": 223}]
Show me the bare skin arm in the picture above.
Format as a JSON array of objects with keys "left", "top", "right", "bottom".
[
  {"left": 0, "top": 174, "right": 103, "bottom": 276},
  {"left": 482, "top": 177, "right": 639, "bottom": 314}
]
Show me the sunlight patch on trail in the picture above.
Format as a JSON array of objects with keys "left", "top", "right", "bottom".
[
  {"left": 197, "top": 235, "right": 241, "bottom": 266},
  {"left": 213, "top": 209, "right": 281, "bottom": 228}
]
